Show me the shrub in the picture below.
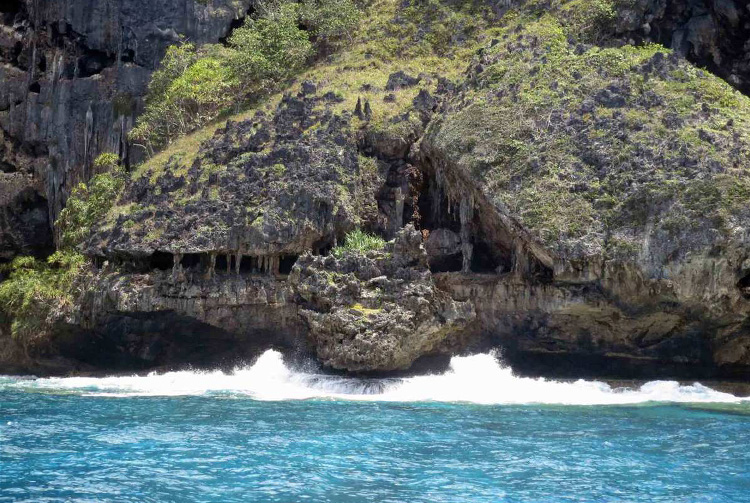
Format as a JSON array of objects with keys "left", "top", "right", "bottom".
[
  {"left": 0, "top": 251, "right": 88, "bottom": 342},
  {"left": 332, "top": 229, "right": 386, "bottom": 257},
  {"left": 227, "top": 3, "right": 313, "bottom": 93},
  {"left": 57, "top": 153, "right": 126, "bottom": 249},
  {"left": 129, "top": 2, "right": 318, "bottom": 154},
  {"left": 300, "top": 0, "right": 360, "bottom": 49},
  {"left": 129, "top": 44, "right": 237, "bottom": 154}
]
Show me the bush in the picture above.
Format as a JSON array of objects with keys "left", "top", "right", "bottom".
[
  {"left": 129, "top": 0, "right": 357, "bottom": 154},
  {"left": 57, "top": 153, "right": 126, "bottom": 249},
  {"left": 332, "top": 229, "right": 386, "bottom": 257},
  {"left": 227, "top": 3, "right": 313, "bottom": 92},
  {"left": 129, "top": 44, "right": 237, "bottom": 153},
  {"left": 300, "top": 0, "right": 360, "bottom": 49},
  {"left": 0, "top": 251, "right": 88, "bottom": 342}
]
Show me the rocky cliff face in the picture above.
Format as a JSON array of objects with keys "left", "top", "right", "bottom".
[
  {"left": 2, "top": 0, "right": 750, "bottom": 380},
  {"left": 0, "top": 0, "right": 252, "bottom": 257},
  {"left": 616, "top": 0, "right": 750, "bottom": 94}
]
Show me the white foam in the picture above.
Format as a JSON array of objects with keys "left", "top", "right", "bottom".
[{"left": 1, "top": 350, "right": 747, "bottom": 405}]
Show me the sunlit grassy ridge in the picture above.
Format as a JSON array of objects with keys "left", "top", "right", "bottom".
[{"left": 426, "top": 8, "right": 750, "bottom": 260}]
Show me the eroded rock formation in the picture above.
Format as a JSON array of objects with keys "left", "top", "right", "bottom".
[
  {"left": 0, "top": 0, "right": 253, "bottom": 256},
  {"left": 2, "top": 0, "right": 750, "bottom": 380},
  {"left": 292, "top": 226, "right": 475, "bottom": 372}
]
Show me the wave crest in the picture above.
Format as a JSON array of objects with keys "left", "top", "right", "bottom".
[{"left": 1, "top": 350, "right": 746, "bottom": 405}]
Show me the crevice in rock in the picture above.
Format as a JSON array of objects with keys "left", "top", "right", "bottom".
[
  {"left": 218, "top": 5, "right": 256, "bottom": 45},
  {"left": 738, "top": 272, "right": 750, "bottom": 299},
  {"left": 75, "top": 48, "right": 116, "bottom": 78},
  {"left": 279, "top": 255, "right": 298, "bottom": 275},
  {"left": 622, "top": 0, "right": 750, "bottom": 95},
  {"left": 105, "top": 251, "right": 302, "bottom": 278},
  {"left": 0, "top": 0, "right": 22, "bottom": 26},
  {"left": 148, "top": 251, "right": 173, "bottom": 271},
  {"left": 415, "top": 155, "right": 553, "bottom": 282}
]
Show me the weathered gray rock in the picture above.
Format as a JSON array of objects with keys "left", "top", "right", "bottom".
[
  {"left": 291, "top": 226, "right": 475, "bottom": 372},
  {"left": 615, "top": 0, "right": 750, "bottom": 94},
  {"left": 86, "top": 92, "right": 379, "bottom": 260},
  {"left": 0, "top": 0, "right": 252, "bottom": 256}
]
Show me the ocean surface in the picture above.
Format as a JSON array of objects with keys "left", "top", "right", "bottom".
[{"left": 1, "top": 350, "right": 749, "bottom": 503}]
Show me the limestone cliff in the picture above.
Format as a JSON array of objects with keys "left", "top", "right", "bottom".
[
  {"left": 1, "top": 0, "right": 750, "bottom": 380},
  {"left": 0, "top": 0, "right": 252, "bottom": 258}
]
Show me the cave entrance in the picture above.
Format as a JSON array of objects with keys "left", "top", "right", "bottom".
[
  {"left": 181, "top": 253, "right": 202, "bottom": 270},
  {"left": 0, "top": 0, "right": 21, "bottom": 24},
  {"left": 471, "top": 240, "right": 507, "bottom": 274},
  {"left": 415, "top": 161, "right": 553, "bottom": 282},
  {"left": 279, "top": 255, "right": 298, "bottom": 275},
  {"left": 149, "top": 251, "right": 173, "bottom": 271},
  {"left": 219, "top": 5, "right": 256, "bottom": 45},
  {"left": 738, "top": 273, "right": 750, "bottom": 299},
  {"left": 429, "top": 252, "right": 463, "bottom": 273},
  {"left": 239, "top": 255, "right": 254, "bottom": 274},
  {"left": 215, "top": 254, "right": 229, "bottom": 274},
  {"left": 76, "top": 49, "right": 116, "bottom": 78}
]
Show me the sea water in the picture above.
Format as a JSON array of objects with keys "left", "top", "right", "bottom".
[{"left": 1, "top": 350, "right": 749, "bottom": 502}]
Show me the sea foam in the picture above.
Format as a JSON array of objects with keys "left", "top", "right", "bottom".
[{"left": 1, "top": 350, "right": 746, "bottom": 405}]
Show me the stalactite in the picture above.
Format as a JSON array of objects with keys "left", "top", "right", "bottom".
[
  {"left": 235, "top": 253, "right": 242, "bottom": 274},
  {"left": 172, "top": 253, "right": 182, "bottom": 279},
  {"left": 208, "top": 252, "right": 217, "bottom": 279},
  {"left": 394, "top": 187, "right": 405, "bottom": 237},
  {"left": 226, "top": 254, "right": 231, "bottom": 274},
  {"left": 460, "top": 196, "right": 474, "bottom": 273}
]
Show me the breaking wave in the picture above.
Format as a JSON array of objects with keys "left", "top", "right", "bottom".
[{"left": 1, "top": 350, "right": 747, "bottom": 405}]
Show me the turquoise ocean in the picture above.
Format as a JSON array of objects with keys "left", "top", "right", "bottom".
[{"left": 2, "top": 350, "right": 749, "bottom": 502}]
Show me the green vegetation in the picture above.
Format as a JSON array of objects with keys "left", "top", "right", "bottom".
[
  {"left": 57, "top": 153, "right": 126, "bottom": 249},
  {"left": 129, "top": 0, "right": 359, "bottom": 154},
  {"left": 428, "top": 6, "right": 750, "bottom": 260},
  {"left": 332, "top": 229, "right": 386, "bottom": 257},
  {"left": 0, "top": 252, "right": 88, "bottom": 342},
  {"left": 0, "top": 152, "right": 123, "bottom": 343}
]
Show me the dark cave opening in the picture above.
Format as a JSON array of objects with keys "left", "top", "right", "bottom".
[
  {"left": 219, "top": 5, "right": 256, "bottom": 45},
  {"left": 738, "top": 273, "right": 750, "bottom": 299},
  {"left": 0, "top": 0, "right": 21, "bottom": 25},
  {"left": 121, "top": 49, "right": 135, "bottom": 64},
  {"left": 416, "top": 178, "right": 461, "bottom": 234},
  {"left": 470, "top": 240, "right": 507, "bottom": 274},
  {"left": 28, "top": 81, "right": 40, "bottom": 94},
  {"left": 215, "top": 254, "right": 229, "bottom": 273},
  {"left": 428, "top": 252, "right": 463, "bottom": 273},
  {"left": 239, "top": 255, "right": 255, "bottom": 274},
  {"left": 149, "top": 252, "right": 173, "bottom": 271},
  {"left": 10, "top": 41, "right": 24, "bottom": 70},
  {"left": 279, "top": 255, "right": 298, "bottom": 275},
  {"left": 0, "top": 0, "right": 21, "bottom": 14},
  {"left": 77, "top": 50, "right": 116, "bottom": 78},
  {"left": 181, "top": 253, "right": 202, "bottom": 270},
  {"left": 312, "top": 238, "right": 333, "bottom": 256},
  {"left": 0, "top": 160, "right": 17, "bottom": 173},
  {"left": 38, "top": 54, "right": 47, "bottom": 73}
]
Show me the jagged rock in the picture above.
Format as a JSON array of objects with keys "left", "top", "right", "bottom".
[
  {"left": 0, "top": 173, "right": 53, "bottom": 259},
  {"left": 291, "top": 226, "right": 475, "bottom": 372},
  {"left": 615, "top": 0, "right": 750, "bottom": 94},
  {"left": 0, "top": 0, "right": 254, "bottom": 252},
  {"left": 421, "top": 13, "right": 750, "bottom": 376},
  {"left": 385, "top": 70, "right": 420, "bottom": 91},
  {"left": 87, "top": 92, "right": 379, "bottom": 258}
]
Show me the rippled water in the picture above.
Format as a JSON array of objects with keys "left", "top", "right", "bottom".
[{"left": 2, "top": 351, "right": 749, "bottom": 502}]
